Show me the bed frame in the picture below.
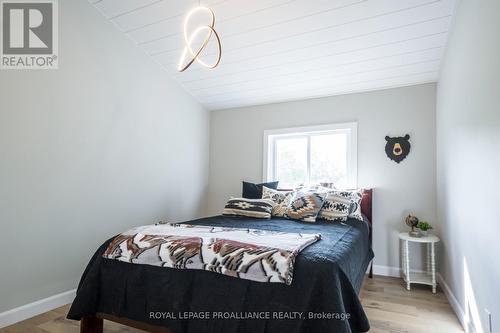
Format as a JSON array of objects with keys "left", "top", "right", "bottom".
[{"left": 80, "top": 189, "right": 373, "bottom": 333}]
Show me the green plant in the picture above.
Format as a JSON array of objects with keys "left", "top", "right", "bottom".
[{"left": 417, "top": 221, "right": 433, "bottom": 231}]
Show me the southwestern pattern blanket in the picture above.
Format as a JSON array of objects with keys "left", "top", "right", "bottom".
[{"left": 103, "top": 223, "right": 321, "bottom": 285}]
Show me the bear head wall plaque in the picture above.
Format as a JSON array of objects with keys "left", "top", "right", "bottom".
[{"left": 385, "top": 134, "right": 411, "bottom": 163}]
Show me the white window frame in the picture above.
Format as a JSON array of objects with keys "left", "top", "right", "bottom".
[{"left": 263, "top": 122, "right": 358, "bottom": 188}]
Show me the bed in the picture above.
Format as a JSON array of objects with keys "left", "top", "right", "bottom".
[{"left": 68, "top": 190, "right": 374, "bottom": 333}]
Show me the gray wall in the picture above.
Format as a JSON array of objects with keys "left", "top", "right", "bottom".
[
  {"left": 436, "top": 0, "right": 500, "bottom": 331},
  {"left": 0, "top": 1, "right": 209, "bottom": 312},
  {"left": 208, "top": 83, "right": 437, "bottom": 271}
]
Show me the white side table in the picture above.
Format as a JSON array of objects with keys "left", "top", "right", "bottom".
[{"left": 398, "top": 232, "right": 440, "bottom": 293}]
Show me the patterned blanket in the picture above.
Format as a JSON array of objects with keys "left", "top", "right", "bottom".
[{"left": 103, "top": 223, "right": 321, "bottom": 285}]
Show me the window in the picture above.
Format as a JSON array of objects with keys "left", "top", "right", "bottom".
[{"left": 263, "top": 123, "right": 357, "bottom": 189}]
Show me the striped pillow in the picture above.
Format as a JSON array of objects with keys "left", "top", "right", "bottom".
[{"left": 222, "top": 198, "right": 275, "bottom": 219}]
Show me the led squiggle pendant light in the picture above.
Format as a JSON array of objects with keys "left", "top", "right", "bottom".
[{"left": 178, "top": 4, "right": 222, "bottom": 72}]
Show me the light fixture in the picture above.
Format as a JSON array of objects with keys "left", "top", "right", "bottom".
[{"left": 178, "top": 6, "right": 221, "bottom": 72}]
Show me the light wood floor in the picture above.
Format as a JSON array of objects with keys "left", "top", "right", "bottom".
[
  {"left": 361, "top": 276, "right": 463, "bottom": 333},
  {"left": 1, "top": 276, "right": 463, "bottom": 333}
]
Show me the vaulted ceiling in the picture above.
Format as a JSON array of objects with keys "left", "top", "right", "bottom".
[{"left": 89, "top": 0, "right": 457, "bottom": 110}]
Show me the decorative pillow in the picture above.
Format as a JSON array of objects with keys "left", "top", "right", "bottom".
[
  {"left": 261, "top": 186, "right": 294, "bottom": 217},
  {"left": 242, "top": 181, "right": 279, "bottom": 199},
  {"left": 319, "top": 189, "right": 363, "bottom": 222},
  {"left": 345, "top": 189, "right": 363, "bottom": 221},
  {"left": 319, "top": 197, "right": 350, "bottom": 222},
  {"left": 284, "top": 191, "right": 327, "bottom": 223},
  {"left": 222, "top": 198, "right": 275, "bottom": 219}
]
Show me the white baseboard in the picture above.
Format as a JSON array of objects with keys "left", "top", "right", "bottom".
[
  {"left": 0, "top": 289, "right": 76, "bottom": 329},
  {"left": 437, "top": 273, "right": 473, "bottom": 333},
  {"left": 371, "top": 264, "right": 426, "bottom": 277},
  {"left": 372, "top": 264, "right": 401, "bottom": 277}
]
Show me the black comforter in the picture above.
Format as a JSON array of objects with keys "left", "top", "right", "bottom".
[{"left": 68, "top": 215, "right": 374, "bottom": 333}]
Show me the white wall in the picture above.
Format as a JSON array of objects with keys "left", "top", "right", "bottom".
[
  {"left": 436, "top": 0, "right": 500, "bottom": 331},
  {"left": 0, "top": 0, "right": 209, "bottom": 313},
  {"left": 208, "top": 83, "right": 437, "bottom": 270}
]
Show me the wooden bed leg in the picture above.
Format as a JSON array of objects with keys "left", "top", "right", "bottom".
[
  {"left": 81, "top": 316, "right": 103, "bottom": 333},
  {"left": 369, "top": 261, "right": 374, "bottom": 278}
]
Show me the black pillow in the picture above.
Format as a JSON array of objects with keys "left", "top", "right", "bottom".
[{"left": 242, "top": 181, "right": 279, "bottom": 199}]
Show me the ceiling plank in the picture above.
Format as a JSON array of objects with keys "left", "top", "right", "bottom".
[{"left": 88, "top": 0, "right": 457, "bottom": 110}]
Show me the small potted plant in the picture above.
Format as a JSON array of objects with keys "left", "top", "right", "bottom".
[{"left": 417, "top": 221, "right": 433, "bottom": 236}]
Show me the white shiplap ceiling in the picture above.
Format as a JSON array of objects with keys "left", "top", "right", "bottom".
[{"left": 89, "top": 0, "right": 457, "bottom": 110}]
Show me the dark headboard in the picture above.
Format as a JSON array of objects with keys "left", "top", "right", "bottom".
[
  {"left": 361, "top": 188, "right": 373, "bottom": 226},
  {"left": 361, "top": 188, "right": 374, "bottom": 277}
]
